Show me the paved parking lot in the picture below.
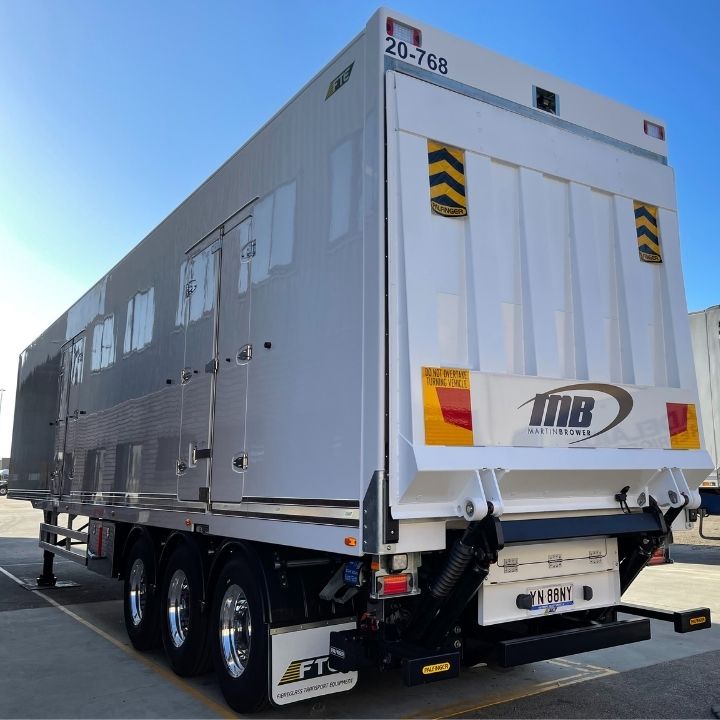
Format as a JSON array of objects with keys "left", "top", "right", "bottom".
[{"left": 1, "top": 497, "right": 718, "bottom": 719}]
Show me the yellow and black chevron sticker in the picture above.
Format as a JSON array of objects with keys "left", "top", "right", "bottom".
[
  {"left": 428, "top": 140, "right": 467, "bottom": 217},
  {"left": 634, "top": 201, "right": 662, "bottom": 263}
]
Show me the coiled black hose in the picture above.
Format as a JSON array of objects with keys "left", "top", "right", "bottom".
[{"left": 429, "top": 522, "right": 484, "bottom": 599}]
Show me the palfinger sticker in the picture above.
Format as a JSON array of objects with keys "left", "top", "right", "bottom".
[
  {"left": 422, "top": 367, "right": 473, "bottom": 445},
  {"left": 428, "top": 141, "right": 467, "bottom": 217},
  {"left": 634, "top": 201, "right": 662, "bottom": 263}
]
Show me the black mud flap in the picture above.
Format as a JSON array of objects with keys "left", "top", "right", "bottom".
[
  {"left": 401, "top": 650, "right": 461, "bottom": 686},
  {"left": 496, "top": 618, "right": 650, "bottom": 667}
]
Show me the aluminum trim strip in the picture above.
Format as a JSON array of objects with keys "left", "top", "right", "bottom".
[
  {"left": 211, "top": 508, "right": 359, "bottom": 528},
  {"left": 269, "top": 617, "right": 356, "bottom": 636},
  {"left": 211, "top": 501, "right": 359, "bottom": 520},
  {"left": 385, "top": 58, "right": 668, "bottom": 165},
  {"left": 241, "top": 496, "right": 359, "bottom": 509}
]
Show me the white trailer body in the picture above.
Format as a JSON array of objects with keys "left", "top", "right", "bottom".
[
  {"left": 689, "top": 306, "right": 720, "bottom": 488},
  {"left": 9, "top": 9, "right": 712, "bottom": 712}
]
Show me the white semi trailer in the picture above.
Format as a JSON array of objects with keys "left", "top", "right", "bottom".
[
  {"left": 689, "top": 307, "right": 720, "bottom": 532},
  {"left": 10, "top": 8, "right": 712, "bottom": 712}
]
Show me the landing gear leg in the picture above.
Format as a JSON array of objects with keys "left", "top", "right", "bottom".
[{"left": 36, "top": 510, "right": 58, "bottom": 587}]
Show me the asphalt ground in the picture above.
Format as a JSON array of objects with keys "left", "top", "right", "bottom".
[{"left": 1, "top": 498, "right": 719, "bottom": 719}]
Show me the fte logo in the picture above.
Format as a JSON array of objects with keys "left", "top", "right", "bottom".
[
  {"left": 519, "top": 383, "right": 633, "bottom": 445},
  {"left": 279, "top": 655, "right": 337, "bottom": 685}
]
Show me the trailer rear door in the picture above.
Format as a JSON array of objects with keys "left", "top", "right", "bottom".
[{"left": 386, "top": 70, "right": 709, "bottom": 520}]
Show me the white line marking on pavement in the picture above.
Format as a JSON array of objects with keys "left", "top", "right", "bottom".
[{"left": 0, "top": 564, "right": 235, "bottom": 719}]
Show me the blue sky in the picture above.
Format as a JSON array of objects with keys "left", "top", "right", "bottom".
[{"left": 0, "top": 0, "right": 718, "bottom": 455}]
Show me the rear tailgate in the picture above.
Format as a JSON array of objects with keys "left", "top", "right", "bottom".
[{"left": 386, "top": 69, "right": 712, "bottom": 520}]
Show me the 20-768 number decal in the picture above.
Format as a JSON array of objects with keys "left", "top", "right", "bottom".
[{"left": 385, "top": 37, "right": 448, "bottom": 75}]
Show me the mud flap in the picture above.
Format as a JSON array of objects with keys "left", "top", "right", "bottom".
[{"left": 270, "top": 620, "right": 358, "bottom": 706}]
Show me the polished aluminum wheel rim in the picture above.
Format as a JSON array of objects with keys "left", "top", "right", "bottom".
[
  {"left": 219, "top": 584, "right": 251, "bottom": 678},
  {"left": 167, "top": 569, "right": 190, "bottom": 648},
  {"left": 128, "top": 557, "right": 146, "bottom": 627}
]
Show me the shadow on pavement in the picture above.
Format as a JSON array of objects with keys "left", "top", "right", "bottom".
[
  {"left": 670, "top": 543, "right": 720, "bottom": 566},
  {"left": 0, "top": 537, "right": 121, "bottom": 612}
]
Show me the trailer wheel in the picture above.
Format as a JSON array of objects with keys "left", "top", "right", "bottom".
[
  {"left": 160, "top": 542, "right": 211, "bottom": 676},
  {"left": 123, "top": 535, "right": 161, "bottom": 650},
  {"left": 211, "top": 555, "right": 269, "bottom": 712}
]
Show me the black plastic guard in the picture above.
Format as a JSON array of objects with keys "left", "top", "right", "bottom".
[{"left": 495, "top": 618, "right": 651, "bottom": 667}]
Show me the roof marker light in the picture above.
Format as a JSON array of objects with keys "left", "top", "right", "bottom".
[
  {"left": 644, "top": 120, "right": 665, "bottom": 141},
  {"left": 386, "top": 18, "right": 422, "bottom": 47}
]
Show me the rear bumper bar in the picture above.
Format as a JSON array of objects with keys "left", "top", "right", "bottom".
[
  {"left": 619, "top": 603, "right": 712, "bottom": 633},
  {"left": 496, "top": 618, "right": 650, "bottom": 667}
]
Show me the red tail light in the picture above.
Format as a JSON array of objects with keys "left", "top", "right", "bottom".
[{"left": 378, "top": 573, "right": 410, "bottom": 596}]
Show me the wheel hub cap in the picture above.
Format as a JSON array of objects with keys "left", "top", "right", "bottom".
[
  {"left": 128, "top": 558, "right": 146, "bottom": 627},
  {"left": 167, "top": 569, "right": 191, "bottom": 647},
  {"left": 219, "top": 584, "right": 252, "bottom": 678}
]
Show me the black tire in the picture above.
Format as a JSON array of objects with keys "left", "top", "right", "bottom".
[
  {"left": 123, "top": 534, "right": 161, "bottom": 650},
  {"left": 160, "top": 542, "right": 211, "bottom": 676},
  {"left": 0, "top": 486, "right": 8, "bottom": 496},
  {"left": 211, "top": 555, "right": 269, "bottom": 712}
]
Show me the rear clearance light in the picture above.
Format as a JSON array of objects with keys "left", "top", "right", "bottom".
[
  {"left": 386, "top": 18, "right": 422, "bottom": 47},
  {"left": 644, "top": 120, "right": 665, "bottom": 141},
  {"left": 377, "top": 573, "right": 411, "bottom": 596}
]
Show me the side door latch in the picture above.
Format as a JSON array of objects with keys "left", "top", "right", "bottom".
[{"left": 232, "top": 453, "right": 248, "bottom": 472}]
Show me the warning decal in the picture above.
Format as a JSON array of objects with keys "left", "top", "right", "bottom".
[
  {"left": 634, "top": 201, "right": 662, "bottom": 263},
  {"left": 428, "top": 141, "right": 468, "bottom": 217},
  {"left": 667, "top": 403, "right": 701, "bottom": 449},
  {"left": 422, "top": 367, "right": 473, "bottom": 446}
]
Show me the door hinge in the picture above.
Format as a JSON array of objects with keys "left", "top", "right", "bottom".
[
  {"left": 176, "top": 459, "right": 188, "bottom": 475},
  {"left": 236, "top": 344, "right": 253, "bottom": 364},
  {"left": 185, "top": 279, "right": 198, "bottom": 297},
  {"left": 232, "top": 453, "right": 249, "bottom": 472},
  {"left": 198, "top": 487, "right": 210, "bottom": 504},
  {"left": 205, "top": 358, "right": 219, "bottom": 374},
  {"left": 181, "top": 367, "right": 193, "bottom": 384}
]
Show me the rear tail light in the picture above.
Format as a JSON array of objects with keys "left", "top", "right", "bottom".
[
  {"left": 386, "top": 17, "right": 422, "bottom": 47},
  {"left": 648, "top": 545, "right": 670, "bottom": 566},
  {"left": 377, "top": 573, "right": 411, "bottom": 596},
  {"left": 644, "top": 120, "right": 665, "bottom": 141}
]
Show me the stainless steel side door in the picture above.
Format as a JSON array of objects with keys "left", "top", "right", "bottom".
[
  {"left": 210, "top": 216, "right": 254, "bottom": 504},
  {"left": 177, "top": 239, "right": 222, "bottom": 502}
]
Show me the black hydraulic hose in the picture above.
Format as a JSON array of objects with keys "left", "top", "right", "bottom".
[{"left": 430, "top": 532, "right": 477, "bottom": 599}]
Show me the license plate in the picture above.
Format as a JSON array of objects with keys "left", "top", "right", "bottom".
[{"left": 528, "top": 583, "right": 574, "bottom": 611}]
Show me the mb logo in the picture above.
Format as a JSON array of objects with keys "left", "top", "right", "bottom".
[
  {"left": 529, "top": 393, "right": 595, "bottom": 428},
  {"left": 518, "top": 383, "right": 633, "bottom": 445}
]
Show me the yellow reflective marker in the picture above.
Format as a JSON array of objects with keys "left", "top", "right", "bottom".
[
  {"left": 428, "top": 141, "right": 467, "bottom": 217},
  {"left": 634, "top": 201, "right": 662, "bottom": 263},
  {"left": 422, "top": 367, "right": 473, "bottom": 446}
]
